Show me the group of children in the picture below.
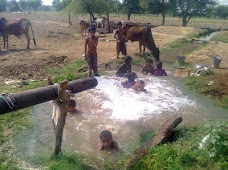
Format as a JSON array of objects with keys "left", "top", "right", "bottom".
[
  {"left": 116, "top": 56, "right": 167, "bottom": 94},
  {"left": 73, "top": 21, "right": 168, "bottom": 152}
]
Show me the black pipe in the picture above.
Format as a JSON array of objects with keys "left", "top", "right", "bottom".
[{"left": 0, "top": 77, "right": 98, "bottom": 114}]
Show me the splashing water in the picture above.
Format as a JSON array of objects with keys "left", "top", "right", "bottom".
[
  {"left": 95, "top": 75, "right": 195, "bottom": 120},
  {"left": 14, "top": 73, "right": 228, "bottom": 160}
]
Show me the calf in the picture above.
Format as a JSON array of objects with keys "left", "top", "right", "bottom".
[
  {"left": 123, "top": 23, "right": 159, "bottom": 61},
  {"left": 79, "top": 19, "right": 90, "bottom": 37},
  {"left": 0, "top": 17, "right": 36, "bottom": 49}
]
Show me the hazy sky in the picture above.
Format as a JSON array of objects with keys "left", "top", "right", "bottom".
[
  {"left": 42, "top": 0, "right": 53, "bottom": 6},
  {"left": 41, "top": 0, "right": 228, "bottom": 6}
]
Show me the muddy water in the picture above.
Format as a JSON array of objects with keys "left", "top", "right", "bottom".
[{"left": 15, "top": 73, "right": 228, "bottom": 161}]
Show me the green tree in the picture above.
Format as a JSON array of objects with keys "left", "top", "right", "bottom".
[
  {"left": 27, "top": 0, "right": 42, "bottom": 13},
  {"left": 141, "top": 0, "right": 172, "bottom": 25},
  {"left": 18, "top": 0, "right": 28, "bottom": 12},
  {"left": 171, "top": 0, "right": 217, "bottom": 26},
  {"left": 123, "top": 0, "right": 141, "bottom": 20},
  {"left": 216, "top": 5, "right": 228, "bottom": 19},
  {"left": 8, "top": 0, "right": 21, "bottom": 11},
  {"left": 0, "top": 0, "right": 7, "bottom": 12},
  {"left": 52, "top": 0, "right": 65, "bottom": 11}
]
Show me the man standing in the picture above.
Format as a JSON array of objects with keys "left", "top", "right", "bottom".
[
  {"left": 85, "top": 26, "right": 99, "bottom": 77},
  {"left": 114, "top": 21, "right": 127, "bottom": 59}
]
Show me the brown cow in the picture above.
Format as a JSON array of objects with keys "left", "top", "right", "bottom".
[
  {"left": 79, "top": 19, "right": 90, "bottom": 37},
  {"left": 123, "top": 23, "right": 159, "bottom": 61},
  {"left": 0, "top": 17, "right": 36, "bottom": 49}
]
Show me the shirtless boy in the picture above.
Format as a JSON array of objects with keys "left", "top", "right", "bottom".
[
  {"left": 99, "top": 130, "right": 119, "bottom": 152},
  {"left": 114, "top": 21, "right": 127, "bottom": 59},
  {"left": 85, "top": 26, "right": 99, "bottom": 77}
]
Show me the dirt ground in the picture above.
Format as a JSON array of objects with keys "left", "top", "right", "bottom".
[{"left": 0, "top": 12, "right": 227, "bottom": 99}]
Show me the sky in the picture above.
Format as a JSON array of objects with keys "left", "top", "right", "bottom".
[
  {"left": 41, "top": 0, "right": 228, "bottom": 6},
  {"left": 42, "top": 0, "right": 53, "bottom": 6}
]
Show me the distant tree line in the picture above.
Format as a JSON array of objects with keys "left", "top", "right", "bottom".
[
  {"left": 52, "top": 0, "right": 228, "bottom": 26},
  {"left": 0, "top": 0, "right": 50, "bottom": 13},
  {"left": 0, "top": 0, "right": 227, "bottom": 26}
]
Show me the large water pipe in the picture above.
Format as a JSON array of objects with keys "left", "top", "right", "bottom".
[{"left": 0, "top": 77, "right": 98, "bottom": 114}]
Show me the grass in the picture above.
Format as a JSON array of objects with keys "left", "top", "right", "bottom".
[
  {"left": 126, "top": 121, "right": 228, "bottom": 170},
  {"left": 210, "top": 31, "right": 228, "bottom": 43},
  {"left": 44, "top": 58, "right": 88, "bottom": 83},
  {"left": 26, "top": 152, "right": 91, "bottom": 170}
]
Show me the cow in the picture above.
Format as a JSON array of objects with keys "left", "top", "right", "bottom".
[
  {"left": 123, "top": 23, "right": 160, "bottom": 61},
  {"left": 79, "top": 19, "right": 90, "bottom": 37},
  {"left": 0, "top": 17, "right": 36, "bottom": 49},
  {"left": 95, "top": 17, "right": 106, "bottom": 28},
  {"left": 104, "top": 20, "right": 118, "bottom": 33}
]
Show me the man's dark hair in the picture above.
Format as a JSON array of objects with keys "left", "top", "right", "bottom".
[
  {"left": 68, "top": 99, "right": 76, "bottom": 107},
  {"left": 124, "top": 56, "right": 132, "bottom": 64},
  {"left": 117, "top": 21, "right": 122, "bottom": 26},
  {"left": 89, "top": 25, "right": 96, "bottom": 32},
  {"left": 127, "top": 72, "right": 137, "bottom": 82},
  {"left": 146, "top": 58, "right": 153, "bottom": 64},
  {"left": 100, "top": 130, "right": 113, "bottom": 139}
]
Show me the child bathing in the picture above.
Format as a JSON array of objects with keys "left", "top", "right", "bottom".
[{"left": 99, "top": 130, "right": 119, "bottom": 151}]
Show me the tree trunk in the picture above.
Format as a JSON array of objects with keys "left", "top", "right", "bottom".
[
  {"left": 127, "top": 115, "right": 182, "bottom": 166},
  {"left": 162, "top": 12, "right": 165, "bottom": 26},
  {"left": 106, "top": 13, "right": 112, "bottom": 33},
  {"left": 68, "top": 13, "right": 72, "bottom": 25},
  {"left": 161, "top": 0, "right": 165, "bottom": 26},
  {"left": 182, "top": 15, "right": 187, "bottom": 27},
  {"left": 52, "top": 81, "right": 71, "bottom": 156},
  {"left": 127, "top": 11, "right": 131, "bottom": 20}
]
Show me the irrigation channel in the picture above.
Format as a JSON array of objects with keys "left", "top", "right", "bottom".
[{"left": 14, "top": 72, "right": 228, "bottom": 162}]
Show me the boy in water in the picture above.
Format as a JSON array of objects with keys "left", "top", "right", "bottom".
[
  {"left": 116, "top": 56, "right": 132, "bottom": 77},
  {"left": 121, "top": 72, "right": 137, "bottom": 89},
  {"left": 68, "top": 99, "right": 77, "bottom": 114},
  {"left": 131, "top": 80, "right": 147, "bottom": 93},
  {"left": 114, "top": 21, "right": 127, "bottom": 59},
  {"left": 142, "top": 58, "right": 154, "bottom": 75},
  {"left": 154, "top": 62, "right": 167, "bottom": 76},
  {"left": 85, "top": 26, "right": 99, "bottom": 77},
  {"left": 99, "top": 130, "right": 119, "bottom": 151}
]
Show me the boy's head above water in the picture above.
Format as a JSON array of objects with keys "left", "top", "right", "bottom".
[
  {"left": 68, "top": 99, "right": 76, "bottom": 114},
  {"left": 99, "top": 130, "right": 113, "bottom": 150}
]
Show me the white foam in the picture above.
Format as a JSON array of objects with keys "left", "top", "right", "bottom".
[{"left": 94, "top": 75, "right": 195, "bottom": 120}]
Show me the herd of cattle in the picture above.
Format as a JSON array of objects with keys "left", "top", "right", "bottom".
[{"left": 0, "top": 17, "right": 159, "bottom": 61}]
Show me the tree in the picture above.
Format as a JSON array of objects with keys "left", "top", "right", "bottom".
[
  {"left": 27, "top": 0, "right": 42, "bottom": 13},
  {"left": 18, "top": 0, "right": 28, "bottom": 12},
  {"left": 171, "top": 0, "right": 217, "bottom": 26},
  {"left": 122, "top": 0, "right": 141, "bottom": 20},
  {"left": 8, "top": 0, "right": 21, "bottom": 11},
  {"left": 0, "top": 0, "right": 7, "bottom": 12},
  {"left": 216, "top": 5, "right": 228, "bottom": 19},
  {"left": 52, "top": 0, "right": 65, "bottom": 11},
  {"left": 141, "top": 0, "right": 172, "bottom": 25}
]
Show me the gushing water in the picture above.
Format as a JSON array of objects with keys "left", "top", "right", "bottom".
[
  {"left": 14, "top": 74, "right": 228, "bottom": 160},
  {"left": 96, "top": 75, "right": 195, "bottom": 120}
]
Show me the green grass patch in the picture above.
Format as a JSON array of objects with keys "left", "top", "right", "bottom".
[
  {"left": 27, "top": 152, "right": 94, "bottom": 170},
  {"left": 183, "top": 76, "right": 215, "bottom": 95},
  {"left": 127, "top": 121, "right": 228, "bottom": 170},
  {"left": 44, "top": 59, "right": 88, "bottom": 83},
  {"left": 210, "top": 31, "right": 228, "bottom": 43}
]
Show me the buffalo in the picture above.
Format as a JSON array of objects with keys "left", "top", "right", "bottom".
[
  {"left": 123, "top": 23, "right": 159, "bottom": 61},
  {"left": 0, "top": 17, "right": 36, "bottom": 49}
]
